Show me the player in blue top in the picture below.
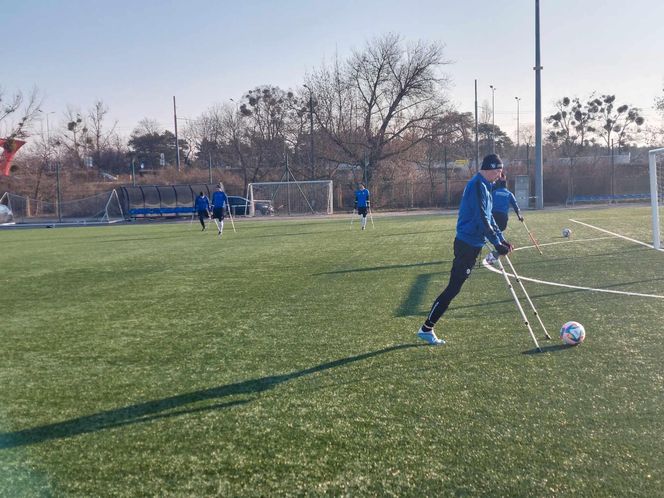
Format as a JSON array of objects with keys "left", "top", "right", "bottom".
[
  {"left": 354, "top": 183, "right": 370, "bottom": 230},
  {"left": 193, "top": 191, "right": 211, "bottom": 231},
  {"left": 417, "top": 154, "right": 513, "bottom": 346},
  {"left": 211, "top": 184, "right": 229, "bottom": 237},
  {"left": 491, "top": 173, "right": 523, "bottom": 231}
]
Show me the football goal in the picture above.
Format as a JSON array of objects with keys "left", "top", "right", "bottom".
[
  {"left": 246, "top": 180, "right": 333, "bottom": 216},
  {"left": 0, "top": 189, "right": 124, "bottom": 224},
  {"left": 650, "top": 148, "right": 664, "bottom": 250}
]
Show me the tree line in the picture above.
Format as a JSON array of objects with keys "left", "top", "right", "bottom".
[{"left": 2, "top": 33, "right": 663, "bottom": 201}]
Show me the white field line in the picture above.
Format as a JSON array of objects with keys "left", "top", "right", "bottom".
[
  {"left": 513, "top": 236, "right": 614, "bottom": 252},
  {"left": 483, "top": 235, "right": 664, "bottom": 299},
  {"left": 569, "top": 219, "right": 656, "bottom": 249}
]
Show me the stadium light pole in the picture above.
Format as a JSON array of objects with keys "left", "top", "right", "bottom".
[
  {"left": 515, "top": 97, "right": 521, "bottom": 156},
  {"left": 303, "top": 84, "right": 315, "bottom": 180},
  {"left": 534, "top": 0, "right": 544, "bottom": 209},
  {"left": 474, "top": 79, "right": 479, "bottom": 170},
  {"left": 173, "top": 96, "right": 181, "bottom": 172},
  {"left": 489, "top": 85, "right": 496, "bottom": 153}
]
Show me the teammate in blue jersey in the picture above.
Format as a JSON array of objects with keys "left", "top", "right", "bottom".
[
  {"left": 354, "top": 183, "right": 370, "bottom": 230},
  {"left": 491, "top": 173, "right": 523, "bottom": 231},
  {"left": 193, "top": 191, "right": 211, "bottom": 231},
  {"left": 211, "top": 184, "right": 229, "bottom": 237},
  {"left": 417, "top": 154, "right": 513, "bottom": 346}
]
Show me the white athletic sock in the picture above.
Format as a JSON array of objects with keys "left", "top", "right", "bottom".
[
  {"left": 219, "top": 220, "right": 224, "bottom": 233},
  {"left": 361, "top": 217, "right": 367, "bottom": 228}
]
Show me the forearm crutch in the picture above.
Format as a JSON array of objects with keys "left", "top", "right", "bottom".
[
  {"left": 494, "top": 256, "right": 543, "bottom": 352},
  {"left": 368, "top": 206, "right": 375, "bottom": 229},
  {"left": 227, "top": 208, "right": 237, "bottom": 233},
  {"left": 521, "top": 219, "right": 543, "bottom": 255},
  {"left": 503, "top": 255, "right": 551, "bottom": 339}
]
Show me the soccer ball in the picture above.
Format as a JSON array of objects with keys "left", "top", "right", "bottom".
[
  {"left": 562, "top": 228, "right": 572, "bottom": 238},
  {"left": 560, "top": 321, "right": 586, "bottom": 345}
]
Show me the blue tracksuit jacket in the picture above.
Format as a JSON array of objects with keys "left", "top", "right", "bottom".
[
  {"left": 456, "top": 173, "right": 504, "bottom": 248},
  {"left": 194, "top": 195, "right": 210, "bottom": 211},
  {"left": 211, "top": 191, "right": 228, "bottom": 209},
  {"left": 492, "top": 186, "right": 521, "bottom": 215},
  {"left": 355, "top": 188, "right": 370, "bottom": 208}
]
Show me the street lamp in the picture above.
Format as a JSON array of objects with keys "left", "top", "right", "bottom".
[
  {"left": 303, "top": 84, "right": 315, "bottom": 179},
  {"left": 514, "top": 96, "right": 521, "bottom": 155},
  {"left": 489, "top": 85, "right": 496, "bottom": 153}
]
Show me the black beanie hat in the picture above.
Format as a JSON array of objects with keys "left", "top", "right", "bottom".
[{"left": 481, "top": 154, "right": 503, "bottom": 170}]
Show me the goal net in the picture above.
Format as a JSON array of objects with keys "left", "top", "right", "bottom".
[
  {"left": 649, "top": 148, "right": 664, "bottom": 250},
  {"left": 246, "top": 180, "right": 333, "bottom": 216},
  {"left": 0, "top": 189, "right": 124, "bottom": 224}
]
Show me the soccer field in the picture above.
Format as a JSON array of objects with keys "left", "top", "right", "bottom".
[{"left": 1, "top": 206, "right": 663, "bottom": 496}]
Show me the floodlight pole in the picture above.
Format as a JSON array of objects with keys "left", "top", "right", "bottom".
[
  {"left": 534, "top": 0, "right": 544, "bottom": 209},
  {"left": 490, "top": 85, "right": 496, "bottom": 154},
  {"left": 173, "top": 96, "right": 181, "bottom": 172},
  {"left": 303, "top": 84, "right": 315, "bottom": 180},
  {"left": 474, "top": 79, "right": 479, "bottom": 170}
]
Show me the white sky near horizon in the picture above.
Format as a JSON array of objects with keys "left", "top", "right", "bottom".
[{"left": 4, "top": 0, "right": 664, "bottom": 142}]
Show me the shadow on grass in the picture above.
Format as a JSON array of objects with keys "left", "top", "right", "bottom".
[
  {"left": 522, "top": 343, "right": 577, "bottom": 355},
  {"left": 313, "top": 261, "right": 448, "bottom": 276},
  {"left": 0, "top": 344, "right": 422, "bottom": 449}
]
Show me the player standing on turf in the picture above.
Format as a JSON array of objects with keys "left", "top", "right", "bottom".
[
  {"left": 417, "top": 153, "right": 513, "bottom": 346},
  {"left": 211, "top": 184, "right": 229, "bottom": 238},
  {"left": 194, "top": 191, "right": 211, "bottom": 231},
  {"left": 491, "top": 173, "right": 523, "bottom": 231},
  {"left": 354, "top": 183, "right": 370, "bottom": 230}
]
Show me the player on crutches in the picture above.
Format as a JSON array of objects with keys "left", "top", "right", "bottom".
[
  {"left": 192, "top": 191, "right": 211, "bottom": 231},
  {"left": 211, "top": 184, "right": 230, "bottom": 238}
]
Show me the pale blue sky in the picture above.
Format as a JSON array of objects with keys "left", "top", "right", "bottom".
[{"left": 5, "top": 0, "right": 664, "bottom": 140}]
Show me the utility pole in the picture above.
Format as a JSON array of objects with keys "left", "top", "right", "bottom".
[
  {"left": 474, "top": 79, "right": 479, "bottom": 170},
  {"left": 534, "top": 0, "right": 544, "bottom": 209},
  {"left": 173, "top": 96, "right": 181, "bottom": 172},
  {"left": 515, "top": 96, "right": 521, "bottom": 157},
  {"left": 303, "top": 84, "right": 315, "bottom": 180},
  {"left": 489, "top": 85, "right": 497, "bottom": 153}
]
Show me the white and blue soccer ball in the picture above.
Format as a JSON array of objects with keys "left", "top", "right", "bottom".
[
  {"left": 560, "top": 321, "right": 585, "bottom": 345},
  {"left": 562, "top": 228, "right": 572, "bottom": 238}
]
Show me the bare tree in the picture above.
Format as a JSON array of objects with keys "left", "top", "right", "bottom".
[
  {"left": 307, "top": 33, "right": 451, "bottom": 183},
  {"left": 0, "top": 86, "right": 42, "bottom": 140}
]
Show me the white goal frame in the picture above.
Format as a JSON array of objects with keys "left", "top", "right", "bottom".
[
  {"left": 246, "top": 180, "right": 333, "bottom": 216},
  {"left": 649, "top": 148, "right": 664, "bottom": 250}
]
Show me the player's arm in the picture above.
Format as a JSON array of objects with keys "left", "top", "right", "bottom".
[
  {"left": 477, "top": 182, "right": 511, "bottom": 254},
  {"left": 510, "top": 193, "right": 523, "bottom": 221}
]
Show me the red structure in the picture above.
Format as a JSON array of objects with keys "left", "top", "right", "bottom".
[{"left": 1, "top": 138, "right": 26, "bottom": 176}]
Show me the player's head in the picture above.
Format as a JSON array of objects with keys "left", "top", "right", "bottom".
[
  {"left": 218, "top": 183, "right": 224, "bottom": 191},
  {"left": 495, "top": 179, "right": 507, "bottom": 189},
  {"left": 199, "top": 191, "right": 204, "bottom": 196},
  {"left": 359, "top": 183, "right": 365, "bottom": 189},
  {"left": 480, "top": 154, "right": 503, "bottom": 182}
]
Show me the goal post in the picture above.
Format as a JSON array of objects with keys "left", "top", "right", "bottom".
[
  {"left": 649, "top": 148, "right": 664, "bottom": 250},
  {"left": 246, "top": 180, "right": 333, "bottom": 216}
]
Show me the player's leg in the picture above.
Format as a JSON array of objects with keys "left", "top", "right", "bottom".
[
  {"left": 198, "top": 210, "right": 206, "bottom": 230},
  {"left": 418, "top": 239, "right": 481, "bottom": 344},
  {"left": 359, "top": 207, "right": 367, "bottom": 229},
  {"left": 493, "top": 211, "right": 508, "bottom": 232}
]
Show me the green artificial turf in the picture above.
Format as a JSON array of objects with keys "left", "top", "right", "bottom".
[{"left": 1, "top": 206, "right": 662, "bottom": 496}]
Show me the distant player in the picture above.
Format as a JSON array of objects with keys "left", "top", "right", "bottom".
[
  {"left": 211, "top": 184, "right": 229, "bottom": 238},
  {"left": 491, "top": 173, "right": 523, "bottom": 231},
  {"left": 193, "top": 191, "right": 210, "bottom": 231},
  {"left": 354, "top": 183, "right": 370, "bottom": 230}
]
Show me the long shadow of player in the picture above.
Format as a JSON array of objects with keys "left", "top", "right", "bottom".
[{"left": 0, "top": 344, "right": 421, "bottom": 449}]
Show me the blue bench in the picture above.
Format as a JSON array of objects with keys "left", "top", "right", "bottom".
[
  {"left": 128, "top": 207, "right": 195, "bottom": 217},
  {"left": 566, "top": 193, "right": 649, "bottom": 206}
]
